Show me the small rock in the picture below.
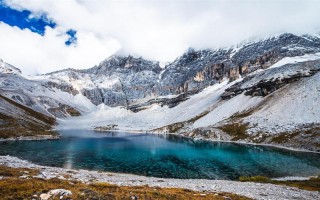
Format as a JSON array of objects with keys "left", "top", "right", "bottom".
[
  {"left": 131, "top": 195, "right": 138, "bottom": 200},
  {"left": 49, "top": 189, "right": 72, "bottom": 197},
  {"left": 40, "top": 193, "right": 52, "bottom": 200},
  {"left": 19, "top": 175, "right": 28, "bottom": 179}
]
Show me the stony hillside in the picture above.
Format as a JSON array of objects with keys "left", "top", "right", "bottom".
[{"left": 0, "top": 94, "right": 57, "bottom": 139}]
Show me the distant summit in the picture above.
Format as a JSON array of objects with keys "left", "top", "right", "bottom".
[{"left": 0, "top": 59, "right": 21, "bottom": 74}]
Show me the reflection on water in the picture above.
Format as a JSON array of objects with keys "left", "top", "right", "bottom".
[{"left": 0, "top": 130, "right": 319, "bottom": 180}]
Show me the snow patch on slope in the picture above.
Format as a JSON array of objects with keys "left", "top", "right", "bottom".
[
  {"left": 269, "top": 52, "right": 320, "bottom": 69},
  {"left": 0, "top": 71, "right": 97, "bottom": 116}
]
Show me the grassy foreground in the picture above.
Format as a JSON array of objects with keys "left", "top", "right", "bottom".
[{"left": 0, "top": 166, "right": 250, "bottom": 200}]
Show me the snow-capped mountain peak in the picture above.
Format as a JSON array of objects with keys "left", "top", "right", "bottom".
[{"left": 0, "top": 59, "right": 21, "bottom": 74}]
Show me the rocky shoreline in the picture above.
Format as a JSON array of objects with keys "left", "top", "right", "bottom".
[
  {"left": 1, "top": 126, "right": 318, "bottom": 154},
  {"left": 90, "top": 128, "right": 320, "bottom": 153},
  {"left": 0, "top": 134, "right": 60, "bottom": 142},
  {"left": 169, "top": 132, "right": 320, "bottom": 154},
  {"left": 0, "top": 156, "right": 318, "bottom": 200}
]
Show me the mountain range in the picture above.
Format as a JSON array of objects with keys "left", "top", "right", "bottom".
[{"left": 1, "top": 33, "right": 320, "bottom": 151}]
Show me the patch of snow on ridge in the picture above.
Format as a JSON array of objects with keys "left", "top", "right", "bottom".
[
  {"left": 229, "top": 44, "right": 244, "bottom": 58},
  {"left": 269, "top": 52, "right": 320, "bottom": 69}
]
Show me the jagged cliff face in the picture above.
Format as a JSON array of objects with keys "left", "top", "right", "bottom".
[
  {"left": 83, "top": 55, "right": 162, "bottom": 107},
  {"left": 158, "top": 49, "right": 233, "bottom": 95},
  {"left": 158, "top": 33, "right": 320, "bottom": 96},
  {"left": 221, "top": 60, "right": 320, "bottom": 99},
  {"left": 232, "top": 34, "right": 320, "bottom": 73}
]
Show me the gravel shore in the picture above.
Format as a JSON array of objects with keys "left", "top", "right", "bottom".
[
  {"left": 0, "top": 134, "right": 60, "bottom": 141},
  {"left": 0, "top": 155, "right": 318, "bottom": 200}
]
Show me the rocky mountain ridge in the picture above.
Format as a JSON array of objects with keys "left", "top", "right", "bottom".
[{"left": 30, "top": 33, "right": 320, "bottom": 109}]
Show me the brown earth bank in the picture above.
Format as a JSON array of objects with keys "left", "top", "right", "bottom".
[{"left": 0, "top": 94, "right": 58, "bottom": 140}]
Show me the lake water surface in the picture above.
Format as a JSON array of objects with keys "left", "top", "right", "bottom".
[{"left": 0, "top": 130, "right": 319, "bottom": 180}]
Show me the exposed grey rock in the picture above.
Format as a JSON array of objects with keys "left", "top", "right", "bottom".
[
  {"left": 40, "top": 193, "right": 51, "bottom": 200},
  {"left": 43, "top": 81, "right": 79, "bottom": 95},
  {"left": 48, "top": 189, "right": 72, "bottom": 197},
  {"left": 94, "top": 124, "right": 118, "bottom": 131},
  {"left": 221, "top": 60, "right": 320, "bottom": 99}
]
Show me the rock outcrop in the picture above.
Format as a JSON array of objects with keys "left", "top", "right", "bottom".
[{"left": 222, "top": 60, "right": 320, "bottom": 99}]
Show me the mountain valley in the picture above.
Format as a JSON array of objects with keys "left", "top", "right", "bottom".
[{"left": 1, "top": 33, "right": 320, "bottom": 151}]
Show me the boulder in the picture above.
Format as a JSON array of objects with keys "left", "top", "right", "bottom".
[{"left": 49, "top": 189, "right": 72, "bottom": 197}]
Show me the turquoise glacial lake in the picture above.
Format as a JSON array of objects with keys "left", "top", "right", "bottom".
[{"left": 0, "top": 130, "right": 319, "bottom": 180}]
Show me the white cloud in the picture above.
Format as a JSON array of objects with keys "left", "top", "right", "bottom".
[
  {"left": 0, "top": 22, "right": 120, "bottom": 74},
  {"left": 1, "top": 0, "right": 320, "bottom": 74}
]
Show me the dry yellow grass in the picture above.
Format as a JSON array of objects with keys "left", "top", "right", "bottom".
[{"left": 0, "top": 165, "right": 251, "bottom": 200}]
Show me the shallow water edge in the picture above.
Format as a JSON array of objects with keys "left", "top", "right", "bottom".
[{"left": 64, "top": 128, "right": 320, "bottom": 154}]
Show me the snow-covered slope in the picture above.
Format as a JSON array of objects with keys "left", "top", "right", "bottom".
[
  {"left": 0, "top": 68, "right": 96, "bottom": 119},
  {"left": 245, "top": 71, "right": 320, "bottom": 133}
]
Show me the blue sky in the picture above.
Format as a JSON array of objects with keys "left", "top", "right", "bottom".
[
  {"left": 0, "top": 3, "right": 76, "bottom": 45},
  {"left": 0, "top": 0, "right": 319, "bottom": 75}
]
